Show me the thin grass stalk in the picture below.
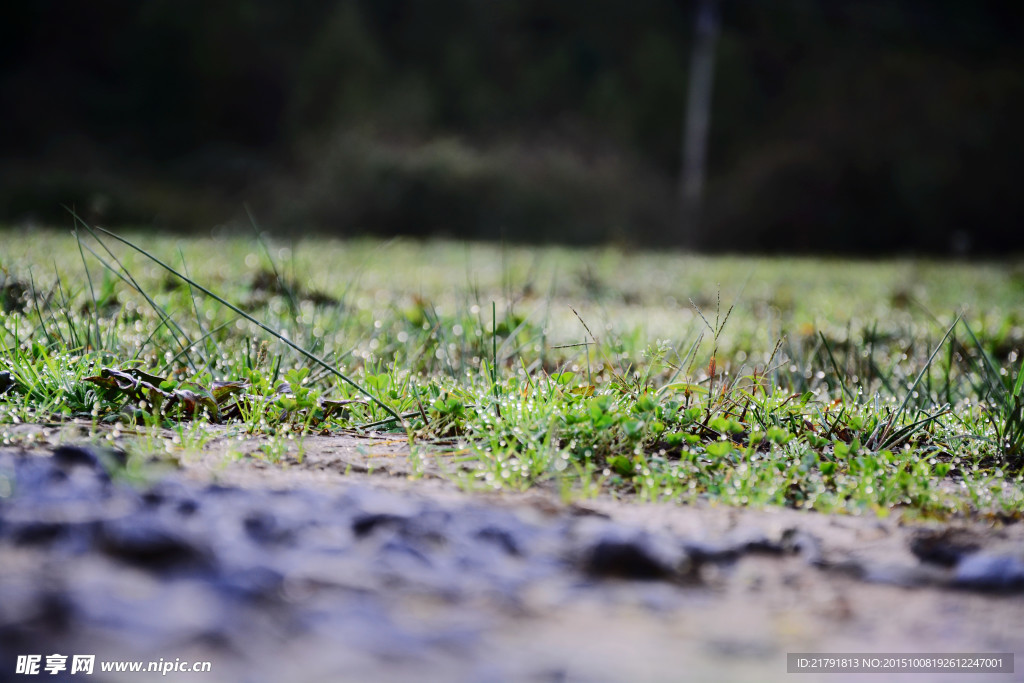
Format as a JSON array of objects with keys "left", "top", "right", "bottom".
[
  {"left": 85, "top": 224, "right": 401, "bottom": 424},
  {"left": 72, "top": 223, "right": 197, "bottom": 370},
  {"left": 73, "top": 227, "right": 102, "bottom": 350},
  {"left": 876, "top": 314, "right": 959, "bottom": 447},
  {"left": 819, "top": 331, "right": 854, "bottom": 402}
]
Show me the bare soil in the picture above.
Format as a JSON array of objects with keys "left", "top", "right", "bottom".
[{"left": 0, "top": 423, "right": 1021, "bottom": 682}]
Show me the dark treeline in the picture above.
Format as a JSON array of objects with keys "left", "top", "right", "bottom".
[{"left": 2, "top": 1, "right": 1022, "bottom": 253}]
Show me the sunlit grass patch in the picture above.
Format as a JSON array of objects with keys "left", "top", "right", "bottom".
[{"left": 0, "top": 224, "right": 1022, "bottom": 517}]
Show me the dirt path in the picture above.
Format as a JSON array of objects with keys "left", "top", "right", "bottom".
[{"left": 0, "top": 429, "right": 1021, "bottom": 682}]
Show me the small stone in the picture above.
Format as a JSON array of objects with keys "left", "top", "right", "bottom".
[
  {"left": 781, "top": 528, "right": 824, "bottom": 566},
  {"left": 11, "top": 520, "right": 70, "bottom": 546},
  {"left": 954, "top": 553, "right": 1024, "bottom": 592},
  {"left": 681, "top": 540, "right": 741, "bottom": 565},
  {"left": 244, "top": 511, "right": 297, "bottom": 546},
  {"left": 909, "top": 528, "right": 983, "bottom": 567},
  {"left": 352, "top": 512, "right": 409, "bottom": 538},
  {"left": 216, "top": 566, "right": 285, "bottom": 602},
  {"left": 53, "top": 445, "right": 104, "bottom": 470},
  {"left": 52, "top": 445, "right": 125, "bottom": 478},
  {"left": 475, "top": 526, "right": 521, "bottom": 556},
  {"left": 99, "top": 517, "right": 214, "bottom": 572},
  {"left": 577, "top": 526, "right": 688, "bottom": 581}
]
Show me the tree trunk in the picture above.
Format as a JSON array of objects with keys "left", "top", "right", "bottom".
[{"left": 679, "top": 0, "right": 720, "bottom": 248}]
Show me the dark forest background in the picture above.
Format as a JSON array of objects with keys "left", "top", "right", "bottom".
[{"left": 2, "top": 0, "right": 1022, "bottom": 254}]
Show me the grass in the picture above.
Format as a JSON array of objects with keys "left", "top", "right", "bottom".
[{"left": 1, "top": 225, "right": 1023, "bottom": 518}]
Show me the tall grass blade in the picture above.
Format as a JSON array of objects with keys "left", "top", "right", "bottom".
[
  {"left": 819, "top": 331, "right": 854, "bottom": 402},
  {"left": 75, "top": 236, "right": 197, "bottom": 371},
  {"left": 246, "top": 205, "right": 299, "bottom": 318},
  {"left": 73, "top": 225, "right": 102, "bottom": 350},
  {"left": 876, "top": 314, "right": 959, "bottom": 447},
  {"left": 84, "top": 224, "right": 401, "bottom": 424}
]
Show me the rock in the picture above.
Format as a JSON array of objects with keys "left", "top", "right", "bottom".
[
  {"left": 680, "top": 539, "right": 740, "bottom": 565},
  {"left": 244, "top": 510, "right": 298, "bottom": 547},
  {"left": 52, "top": 445, "right": 107, "bottom": 473},
  {"left": 10, "top": 519, "right": 98, "bottom": 551},
  {"left": 99, "top": 517, "right": 214, "bottom": 572},
  {"left": 352, "top": 512, "right": 410, "bottom": 538},
  {"left": 954, "top": 552, "right": 1024, "bottom": 591},
  {"left": 781, "top": 528, "right": 824, "bottom": 566},
  {"left": 576, "top": 524, "right": 690, "bottom": 581},
  {"left": 215, "top": 566, "right": 286, "bottom": 602},
  {"left": 909, "top": 527, "right": 983, "bottom": 567},
  {"left": 474, "top": 525, "right": 521, "bottom": 556}
]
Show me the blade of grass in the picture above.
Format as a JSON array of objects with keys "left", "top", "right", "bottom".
[
  {"left": 876, "top": 314, "right": 960, "bottom": 447},
  {"left": 85, "top": 224, "right": 401, "bottom": 424},
  {"left": 157, "top": 318, "right": 239, "bottom": 375},
  {"left": 878, "top": 405, "right": 950, "bottom": 451},
  {"left": 66, "top": 211, "right": 194, "bottom": 350},
  {"left": 73, "top": 225, "right": 102, "bottom": 350},
  {"left": 959, "top": 318, "right": 1004, "bottom": 399},
  {"left": 819, "top": 331, "right": 854, "bottom": 402},
  {"left": 30, "top": 269, "right": 59, "bottom": 348},
  {"left": 246, "top": 204, "right": 299, "bottom": 318},
  {"left": 76, "top": 237, "right": 197, "bottom": 371},
  {"left": 179, "top": 247, "right": 223, "bottom": 372}
]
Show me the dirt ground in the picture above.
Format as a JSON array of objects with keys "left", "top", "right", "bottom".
[
  {"left": 1, "top": 422, "right": 1022, "bottom": 682},
  {"left": 197, "top": 433, "right": 1024, "bottom": 682}
]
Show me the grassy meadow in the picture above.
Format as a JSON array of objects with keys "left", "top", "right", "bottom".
[{"left": 1, "top": 226, "right": 1022, "bottom": 517}]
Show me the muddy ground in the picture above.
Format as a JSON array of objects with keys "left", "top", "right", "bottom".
[{"left": 0, "top": 423, "right": 1021, "bottom": 682}]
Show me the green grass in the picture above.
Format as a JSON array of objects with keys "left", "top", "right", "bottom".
[{"left": 1, "top": 225, "right": 1023, "bottom": 518}]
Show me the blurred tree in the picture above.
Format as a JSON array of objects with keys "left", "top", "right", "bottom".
[
  {"left": 1, "top": 0, "right": 1021, "bottom": 252},
  {"left": 680, "top": 0, "right": 720, "bottom": 247}
]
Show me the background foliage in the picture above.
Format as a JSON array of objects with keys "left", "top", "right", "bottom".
[{"left": 3, "top": 0, "right": 1022, "bottom": 252}]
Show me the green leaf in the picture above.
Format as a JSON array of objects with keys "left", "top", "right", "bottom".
[
  {"left": 682, "top": 406, "right": 703, "bottom": 423},
  {"left": 622, "top": 419, "right": 645, "bottom": 438},
  {"left": 636, "top": 393, "right": 657, "bottom": 412},
  {"left": 665, "top": 432, "right": 686, "bottom": 447},
  {"left": 706, "top": 441, "right": 733, "bottom": 457},
  {"left": 608, "top": 455, "right": 634, "bottom": 477},
  {"left": 709, "top": 416, "right": 731, "bottom": 433},
  {"left": 587, "top": 395, "right": 612, "bottom": 418},
  {"left": 767, "top": 426, "right": 792, "bottom": 444}
]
